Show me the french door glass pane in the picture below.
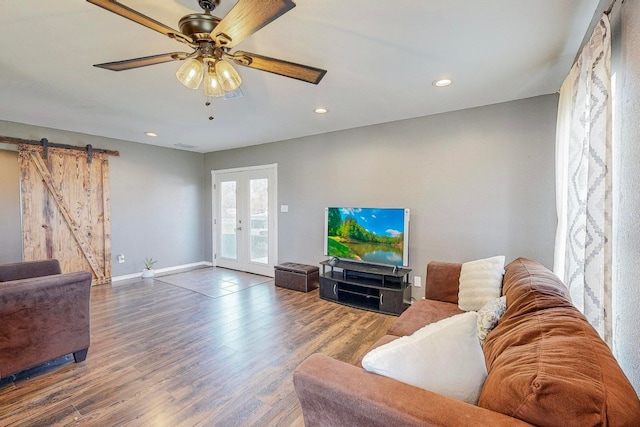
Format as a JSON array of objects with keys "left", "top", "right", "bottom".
[
  {"left": 220, "top": 181, "right": 237, "bottom": 259},
  {"left": 249, "top": 178, "right": 268, "bottom": 264}
]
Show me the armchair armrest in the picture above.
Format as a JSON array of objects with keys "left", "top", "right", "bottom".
[
  {"left": 0, "top": 270, "right": 92, "bottom": 378},
  {"left": 0, "top": 259, "right": 62, "bottom": 282},
  {"left": 293, "top": 353, "right": 531, "bottom": 427}
]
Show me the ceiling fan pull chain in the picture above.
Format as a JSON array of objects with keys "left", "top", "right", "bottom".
[{"left": 205, "top": 100, "right": 214, "bottom": 121}]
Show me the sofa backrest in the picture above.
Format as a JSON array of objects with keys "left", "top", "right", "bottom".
[
  {"left": 478, "top": 258, "right": 640, "bottom": 426},
  {"left": 424, "top": 261, "right": 462, "bottom": 304},
  {"left": 0, "top": 259, "right": 62, "bottom": 282}
]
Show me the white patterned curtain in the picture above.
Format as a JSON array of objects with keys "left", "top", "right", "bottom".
[{"left": 554, "top": 15, "right": 612, "bottom": 346}]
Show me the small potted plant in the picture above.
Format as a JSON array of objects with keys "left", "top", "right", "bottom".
[{"left": 141, "top": 257, "right": 157, "bottom": 278}]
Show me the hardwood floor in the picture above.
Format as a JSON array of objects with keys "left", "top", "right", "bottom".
[{"left": 0, "top": 267, "right": 396, "bottom": 426}]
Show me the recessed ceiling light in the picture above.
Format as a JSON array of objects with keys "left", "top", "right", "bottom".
[
  {"left": 145, "top": 132, "right": 158, "bottom": 137},
  {"left": 433, "top": 79, "right": 452, "bottom": 87},
  {"left": 314, "top": 107, "right": 328, "bottom": 114}
]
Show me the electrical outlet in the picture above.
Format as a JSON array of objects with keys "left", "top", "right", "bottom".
[
  {"left": 117, "top": 254, "right": 125, "bottom": 264},
  {"left": 413, "top": 276, "right": 422, "bottom": 287}
]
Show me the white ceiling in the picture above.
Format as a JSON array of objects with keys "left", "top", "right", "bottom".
[{"left": 0, "top": 0, "right": 599, "bottom": 153}]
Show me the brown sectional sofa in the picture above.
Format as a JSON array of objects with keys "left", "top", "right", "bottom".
[
  {"left": 0, "top": 259, "right": 92, "bottom": 379},
  {"left": 293, "top": 257, "right": 640, "bottom": 426}
]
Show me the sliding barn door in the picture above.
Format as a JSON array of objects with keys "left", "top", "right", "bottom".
[{"left": 19, "top": 144, "right": 112, "bottom": 285}]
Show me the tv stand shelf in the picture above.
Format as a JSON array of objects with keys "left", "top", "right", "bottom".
[{"left": 319, "top": 259, "right": 411, "bottom": 315}]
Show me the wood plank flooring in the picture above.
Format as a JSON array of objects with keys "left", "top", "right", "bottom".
[{"left": 0, "top": 267, "right": 396, "bottom": 426}]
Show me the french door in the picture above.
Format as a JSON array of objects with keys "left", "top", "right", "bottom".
[{"left": 213, "top": 164, "right": 277, "bottom": 277}]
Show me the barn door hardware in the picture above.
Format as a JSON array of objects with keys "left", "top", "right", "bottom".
[
  {"left": 0, "top": 135, "right": 120, "bottom": 160},
  {"left": 41, "top": 138, "right": 49, "bottom": 159}
]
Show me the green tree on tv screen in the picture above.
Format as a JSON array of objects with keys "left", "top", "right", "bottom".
[{"left": 328, "top": 208, "right": 403, "bottom": 246}]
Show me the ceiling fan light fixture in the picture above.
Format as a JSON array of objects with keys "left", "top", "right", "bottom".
[
  {"left": 176, "top": 58, "right": 204, "bottom": 89},
  {"left": 203, "top": 61, "right": 224, "bottom": 97},
  {"left": 215, "top": 60, "right": 242, "bottom": 92}
]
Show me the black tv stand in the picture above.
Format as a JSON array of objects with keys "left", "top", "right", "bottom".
[{"left": 319, "top": 259, "right": 411, "bottom": 315}]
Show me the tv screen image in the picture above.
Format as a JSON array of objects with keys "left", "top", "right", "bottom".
[{"left": 324, "top": 207, "right": 410, "bottom": 267}]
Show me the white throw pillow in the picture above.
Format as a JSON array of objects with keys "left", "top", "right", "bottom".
[
  {"left": 361, "top": 312, "right": 488, "bottom": 404},
  {"left": 458, "top": 256, "right": 505, "bottom": 311},
  {"left": 477, "top": 296, "right": 507, "bottom": 346}
]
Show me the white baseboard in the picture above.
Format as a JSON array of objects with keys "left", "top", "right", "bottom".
[{"left": 111, "top": 261, "right": 213, "bottom": 282}]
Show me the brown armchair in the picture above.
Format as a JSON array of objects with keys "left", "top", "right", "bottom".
[{"left": 0, "top": 259, "right": 92, "bottom": 379}]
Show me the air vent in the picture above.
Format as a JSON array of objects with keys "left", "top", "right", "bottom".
[{"left": 174, "top": 143, "right": 198, "bottom": 149}]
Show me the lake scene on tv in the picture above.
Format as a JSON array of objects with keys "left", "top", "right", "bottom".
[{"left": 326, "top": 207, "right": 405, "bottom": 266}]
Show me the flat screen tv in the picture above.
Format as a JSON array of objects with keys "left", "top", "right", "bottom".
[{"left": 324, "top": 207, "right": 410, "bottom": 267}]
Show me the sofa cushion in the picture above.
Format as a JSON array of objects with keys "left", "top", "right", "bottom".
[
  {"left": 458, "top": 256, "right": 505, "bottom": 311},
  {"left": 479, "top": 258, "right": 640, "bottom": 426},
  {"left": 476, "top": 296, "right": 507, "bottom": 347},
  {"left": 362, "top": 312, "right": 487, "bottom": 404},
  {"left": 387, "top": 298, "right": 464, "bottom": 337}
]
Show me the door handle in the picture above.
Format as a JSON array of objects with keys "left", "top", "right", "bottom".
[
  {"left": 333, "top": 283, "right": 337, "bottom": 295},
  {"left": 380, "top": 292, "right": 384, "bottom": 305}
]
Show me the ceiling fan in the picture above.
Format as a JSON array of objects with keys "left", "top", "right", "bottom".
[{"left": 86, "top": 0, "right": 327, "bottom": 97}]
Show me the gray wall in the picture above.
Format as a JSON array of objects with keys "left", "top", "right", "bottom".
[
  {"left": 0, "top": 121, "right": 206, "bottom": 276},
  {"left": 204, "top": 94, "right": 559, "bottom": 298},
  {"left": 0, "top": 146, "right": 22, "bottom": 263},
  {"left": 611, "top": 0, "right": 640, "bottom": 395}
]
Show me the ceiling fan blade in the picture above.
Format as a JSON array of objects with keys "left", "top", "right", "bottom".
[
  {"left": 86, "top": 0, "right": 194, "bottom": 46},
  {"left": 94, "top": 52, "right": 188, "bottom": 71},
  {"left": 228, "top": 51, "right": 326, "bottom": 84},
  {"left": 213, "top": 0, "right": 295, "bottom": 48}
]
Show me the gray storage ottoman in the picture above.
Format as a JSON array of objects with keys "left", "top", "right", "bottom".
[{"left": 274, "top": 262, "right": 319, "bottom": 292}]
